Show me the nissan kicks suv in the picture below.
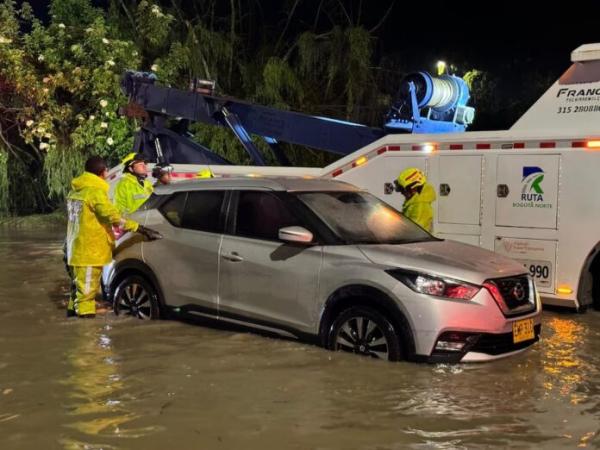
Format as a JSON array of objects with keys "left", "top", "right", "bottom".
[{"left": 104, "top": 177, "right": 542, "bottom": 363}]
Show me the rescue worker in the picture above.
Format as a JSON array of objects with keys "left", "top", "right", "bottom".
[
  {"left": 394, "top": 167, "right": 436, "bottom": 232},
  {"left": 151, "top": 162, "right": 174, "bottom": 186},
  {"left": 66, "top": 156, "right": 161, "bottom": 318},
  {"left": 196, "top": 168, "right": 214, "bottom": 178},
  {"left": 113, "top": 152, "right": 154, "bottom": 215}
]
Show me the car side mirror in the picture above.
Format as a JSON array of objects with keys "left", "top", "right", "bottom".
[{"left": 279, "top": 226, "right": 313, "bottom": 244}]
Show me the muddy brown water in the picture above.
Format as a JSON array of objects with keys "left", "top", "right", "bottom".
[{"left": 0, "top": 229, "right": 599, "bottom": 449}]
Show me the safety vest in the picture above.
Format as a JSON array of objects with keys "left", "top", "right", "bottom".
[
  {"left": 402, "top": 183, "right": 436, "bottom": 232},
  {"left": 113, "top": 172, "right": 154, "bottom": 215}
]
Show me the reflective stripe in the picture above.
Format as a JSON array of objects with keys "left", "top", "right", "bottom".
[
  {"left": 84, "top": 267, "right": 93, "bottom": 295},
  {"left": 405, "top": 170, "right": 420, "bottom": 181}
]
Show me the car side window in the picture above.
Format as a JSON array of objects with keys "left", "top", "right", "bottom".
[
  {"left": 235, "top": 191, "right": 302, "bottom": 241},
  {"left": 181, "top": 191, "right": 226, "bottom": 233},
  {"left": 159, "top": 192, "right": 187, "bottom": 227}
]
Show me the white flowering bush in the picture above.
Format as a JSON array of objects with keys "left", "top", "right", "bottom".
[
  {"left": 0, "top": 0, "right": 141, "bottom": 202},
  {"left": 0, "top": 0, "right": 399, "bottom": 214}
]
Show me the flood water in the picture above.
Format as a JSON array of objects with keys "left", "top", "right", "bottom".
[{"left": 0, "top": 228, "right": 599, "bottom": 449}]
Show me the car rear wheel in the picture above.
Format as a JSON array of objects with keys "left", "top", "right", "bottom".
[
  {"left": 113, "top": 275, "right": 160, "bottom": 320},
  {"left": 326, "top": 306, "right": 403, "bottom": 361}
]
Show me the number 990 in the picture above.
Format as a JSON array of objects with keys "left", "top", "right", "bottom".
[{"left": 528, "top": 264, "right": 549, "bottom": 279}]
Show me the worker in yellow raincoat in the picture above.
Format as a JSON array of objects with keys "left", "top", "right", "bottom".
[
  {"left": 66, "top": 156, "right": 161, "bottom": 318},
  {"left": 394, "top": 167, "right": 436, "bottom": 232},
  {"left": 113, "top": 153, "right": 154, "bottom": 215}
]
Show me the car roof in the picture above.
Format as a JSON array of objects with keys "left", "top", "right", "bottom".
[{"left": 153, "top": 176, "right": 361, "bottom": 195}]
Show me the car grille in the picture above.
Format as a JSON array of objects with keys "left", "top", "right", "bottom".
[
  {"left": 488, "top": 275, "right": 536, "bottom": 317},
  {"left": 495, "top": 276, "right": 531, "bottom": 309},
  {"left": 470, "top": 324, "right": 541, "bottom": 355}
]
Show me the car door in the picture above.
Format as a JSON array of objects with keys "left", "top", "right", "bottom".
[
  {"left": 218, "top": 190, "right": 323, "bottom": 333},
  {"left": 143, "top": 189, "right": 227, "bottom": 311}
]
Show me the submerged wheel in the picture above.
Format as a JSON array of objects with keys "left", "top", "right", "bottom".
[
  {"left": 593, "top": 266, "right": 600, "bottom": 311},
  {"left": 326, "top": 306, "right": 402, "bottom": 361},
  {"left": 113, "top": 275, "right": 160, "bottom": 320}
]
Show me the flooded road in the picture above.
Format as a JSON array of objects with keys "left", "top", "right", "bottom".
[{"left": 1, "top": 228, "right": 599, "bottom": 449}]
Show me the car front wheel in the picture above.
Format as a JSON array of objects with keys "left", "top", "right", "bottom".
[
  {"left": 113, "top": 274, "right": 160, "bottom": 320},
  {"left": 326, "top": 306, "right": 403, "bottom": 361}
]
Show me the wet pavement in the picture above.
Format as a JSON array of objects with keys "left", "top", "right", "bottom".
[{"left": 0, "top": 228, "right": 599, "bottom": 449}]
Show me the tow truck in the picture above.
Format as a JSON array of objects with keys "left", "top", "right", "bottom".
[{"left": 112, "top": 43, "right": 600, "bottom": 311}]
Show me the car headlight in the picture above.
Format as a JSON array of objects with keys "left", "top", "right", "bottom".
[{"left": 386, "top": 269, "right": 480, "bottom": 300}]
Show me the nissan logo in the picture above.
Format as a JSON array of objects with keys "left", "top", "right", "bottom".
[{"left": 512, "top": 283, "right": 526, "bottom": 301}]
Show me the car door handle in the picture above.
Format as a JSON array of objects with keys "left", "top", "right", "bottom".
[{"left": 222, "top": 252, "right": 244, "bottom": 262}]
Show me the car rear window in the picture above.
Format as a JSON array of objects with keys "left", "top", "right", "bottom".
[
  {"left": 181, "top": 191, "right": 226, "bottom": 233},
  {"left": 159, "top": 192, "right": 187, "bottom": 227},
  {"left": 139, "top": 193, "right": 164, "bottom": 211}
]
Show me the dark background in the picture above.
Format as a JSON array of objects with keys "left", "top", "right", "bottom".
[
  {"left": 19, "top": 0, "right": 600, "bottom": 130},
  {"left": 23, "top": 0, "right": 597, "bottom": 73}
]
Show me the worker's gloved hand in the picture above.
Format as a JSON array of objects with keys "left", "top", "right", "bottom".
[{"left": 137, "top": 225, "right": 163, "bottom": 241}]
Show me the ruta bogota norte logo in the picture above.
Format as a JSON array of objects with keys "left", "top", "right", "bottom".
[
  {"left": 513, "top": 166, "right": 553, "bottom": 209},
  {"left": 522, "top": 166, "right": 544, "bottom": 201}
]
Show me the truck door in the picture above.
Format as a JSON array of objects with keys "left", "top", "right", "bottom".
[
  {"left": 339, "top": 154, "right": 427, "bottom": 212},
  {"left": 438, "top": 155, "right": 482, "bottom": 225},
  {"left": 495, "top": 154, "right": 560, "bottom": 229}
]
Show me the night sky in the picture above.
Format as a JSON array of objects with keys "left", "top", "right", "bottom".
[
  {"left": 19, "top": 0, "right": 600, "bottom": 128},
  {"left": 22, "top": 0, "right": 600, "bottom": 76}
]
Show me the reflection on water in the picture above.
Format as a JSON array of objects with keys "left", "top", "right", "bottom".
[
  {"left": 61, "top": 325, "right": 138, "bottom": 444},
  {"left": 0, "top": 228, "right": 600, "bottom": 449},
  {"left": 542, "top": 317, "right": 588, "bottom": 400}
]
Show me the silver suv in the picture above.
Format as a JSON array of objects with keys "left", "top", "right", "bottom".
[{"left": 105, "top": 177, "right": 542, "bottom": 363}]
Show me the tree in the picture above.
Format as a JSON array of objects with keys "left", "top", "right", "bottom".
[
  {"left": 0, "top": 0, "right": 400, "bottom": 214},
  {"left": 0, "top": 0, "right": 140, "bottom": 213}
]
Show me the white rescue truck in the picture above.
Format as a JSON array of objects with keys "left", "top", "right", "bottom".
[
  {"left": 112, "top": 43, "right": 600, "bottom": 311},
  {"left": 322, "top": 43, "right": 600, "bottom": 311}
]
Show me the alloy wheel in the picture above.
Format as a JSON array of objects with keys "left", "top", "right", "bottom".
[
  {"left": 116, "top": 282, "right": 153, "bottom": 319},
  {"left": 335, "top": 315, "right": 390, "bottom": 359}
]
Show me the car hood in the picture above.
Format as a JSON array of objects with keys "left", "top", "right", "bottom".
[{"left": 358, "top": 240, "right": 526, "bottom": 285}]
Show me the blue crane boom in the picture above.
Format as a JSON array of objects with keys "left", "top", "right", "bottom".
[{"left": 120, "top": 70, "right": 474, "bottom": 166}]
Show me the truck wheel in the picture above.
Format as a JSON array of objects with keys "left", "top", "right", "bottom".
[
  {"left": 326, "top": 306, "right": 403, "bottom": 361},
  {"left": 113, "top": 275, "right": 160, "bottom": 320},
  {"left": 592, "top": 267, "right": 600, "bottom": 311}
]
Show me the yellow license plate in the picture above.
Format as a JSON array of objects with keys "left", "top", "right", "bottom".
[{"left": 512, "top": 318, "right": 535, "bottom": 344}]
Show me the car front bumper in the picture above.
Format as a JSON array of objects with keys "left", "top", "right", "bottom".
[{"left": 414, "top": 324, "right": 542, "bottom": 363}]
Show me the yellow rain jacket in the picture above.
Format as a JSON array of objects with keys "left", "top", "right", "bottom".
[
  {"left": 66, "top": 172, "right": 138, "bottom": 267},
  {"left": 113, "top": 172, "right": 154, "bottom": 215},
  {"left": 402, "top": 182, "right": 436, "bottom": 232}
]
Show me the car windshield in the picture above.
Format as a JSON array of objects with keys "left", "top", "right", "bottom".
[{"left": 297, "top": 191, "right": 436, "bottom": 245}]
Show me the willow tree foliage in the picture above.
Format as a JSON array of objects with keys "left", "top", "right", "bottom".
[
  {"left": 0, "top": 0, "right": 142, "bottom": 214},
  {"left": 108, "top": 0, "right": 395, "bottom": 168},
  {"left": 0, "top": 0, "right": 405, "bottom": 215}
]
